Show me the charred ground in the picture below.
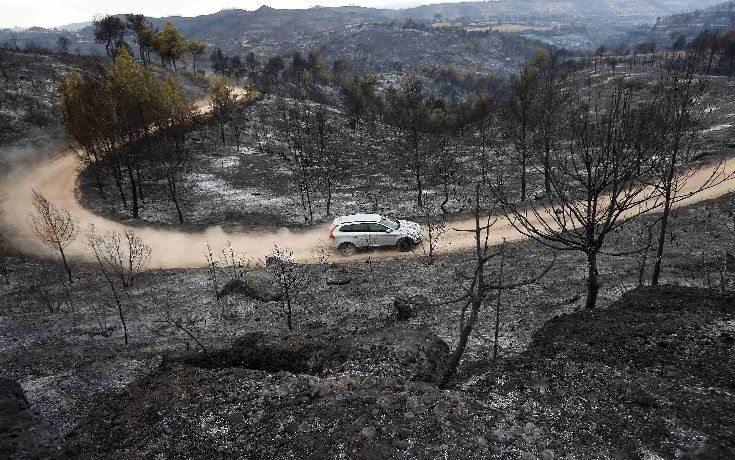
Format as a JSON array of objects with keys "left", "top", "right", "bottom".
[
  {"left": 3, "top": 185, "right": 735, "bottom": 457},
  {"left": 3, "top": 12, "right": 735, "bottom": 460}
]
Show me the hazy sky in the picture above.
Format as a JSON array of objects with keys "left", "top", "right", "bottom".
[{"left": 1, "top": 0, "right": 435, "bottom": 29}]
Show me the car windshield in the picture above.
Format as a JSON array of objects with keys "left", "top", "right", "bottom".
[{"left": 380, "top": 217, "right": 399, "bottom": 230}]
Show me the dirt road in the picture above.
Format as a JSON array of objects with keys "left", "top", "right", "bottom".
[
  {"left": 1, "top": 90, "right": 733, "bottom": 268},
  {"left": 2, "top": 146, "right": 733, "bottom": 268}
]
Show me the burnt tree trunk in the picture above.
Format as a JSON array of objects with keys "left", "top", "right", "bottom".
[
  {"left": 58, "top": 244, "right": 73, "bottom": 283},
  {"left": 126, "top": 162, "right": 139, "bottom": 218},
  {"left": 585, "top": 250, "right": 599, "bottom": 309}
]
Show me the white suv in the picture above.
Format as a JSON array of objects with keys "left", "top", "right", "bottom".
[{"left": 329, "top": 214, "right": 422, "bottom": 256}]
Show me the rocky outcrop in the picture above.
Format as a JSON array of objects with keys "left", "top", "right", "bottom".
[
  {"left": 0, "top": 378, "right": 56, "bottom": 459},
  {"left": 189, "top": 325, "right": 449, "bottom": 383},
  {"left": 64, "top": 325, "right": 454, "bottom": 459},
  {"left": 218, "top": 270, "right": 283, "bottom": 301},
  {"left": 473, "top": 285, "right": 735, "bottom": 459}
]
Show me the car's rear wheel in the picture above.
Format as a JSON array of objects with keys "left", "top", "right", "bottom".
[
  {"left": 339, "top": 242, "right": 357, "bottom": 257},
  {"left": 397, "top": 238, "right": 414, "bottom": 252}
]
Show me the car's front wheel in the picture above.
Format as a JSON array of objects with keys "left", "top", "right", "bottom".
[
  {"left": 339, "top": 242, "right": 357, "bottom": 257},
  {"left": 397, "top": 238, "right": 414, "bottom": 252}
]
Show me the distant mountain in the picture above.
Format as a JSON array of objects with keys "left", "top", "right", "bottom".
[
  {"left": 614, "top": 1, "right": 735, "bottom": 47},
  {"left": 656, "top": 0, "right": 735, "bottom": 27},
  {"left": 137, "top": 6, "right": 389, "bottom": 49},
  {"left": 58, "top": 21, "right": 93, "bottom": 32},
  {"left": 2, "top": 0, "right": 728, "bottom": 66},
  {"left": 59, "top": 1, "right": 730, "bottom": 37},
  {"left": 60, "top": 1, "right": 724, "bottom": 52},
  {"left": 394, "top": 0, "right": 727, "bottom": 21}
]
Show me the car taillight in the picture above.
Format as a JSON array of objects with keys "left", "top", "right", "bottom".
[{"left": 329, "top": 225, "right": 336, "bottom": 240}]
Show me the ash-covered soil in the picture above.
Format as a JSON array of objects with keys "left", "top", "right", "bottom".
[
  {"left": 4, "top": 187, "right": 735, "bottom": 458},
  {"left": 3, "top": 51, "right": 735, "bottom": 459},
  {"left": 467, "top": 286, "right": 735, "bottom": 459},
  {"left": 75, "top": 93, "right": 487, "bottom": 231},
  {"left": 75, "top": 72, "right": 735, "bottom": 232},
  {"left": 57, "top": 286, "right": 735, "bottom": 459}
]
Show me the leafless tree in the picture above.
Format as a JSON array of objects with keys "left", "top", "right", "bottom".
[
  {"left": 364, "top": 233, "right": 377, "bottom": 273},
  {"left": 496, "top": 80, "right": 662, "bottom": 309},
  {"left": 220, "top": 241, "right": 249, "bottom": 282},
  {"left": 271, "top": 99, "right": 346, "bottom": 222},
  {"left": 649, "top": 56, "right": 725, "bottom": 285},
  {"left": 34, "top": 267, "right": 75, "bottom": 314},
  {"left": 90, "top": 301, "right": 112, "bottom": 338},
  {"left": 146, "top": 279, "right": 211, "bottom": 357},
  {"left": 606, "top": 54, "right": 620, "bottom": 75},
  {"left": 432, "top": 115, "right": 463, "bottom": 215},
  {"left": 86, "top": 227, "right": 138, "bottom": 345},
  {"left": 87, "top": 229, "right": 151, "bottom": 288},
  {"left": 420, "top": 193, "right": 447, "bottom": 265},
  {"left": 250, "top": 102, "right": 270, "bottom": 154},
  {"left": 156, "top": 91, "right": 196, "bottom": 224},
  {"left": 634, "top": 222, "right": 655, "bottom": 288},
  {"left": 432, "top": 184, "right": 554, "bottom": 388},
  {"left": 310, "top": 107, "right": 345, "bottom": 217},
  {"left": 268, "top": 245, "right": 311, "bottom": 330},
  {"left": 202, "top": 240, "right": 247, "bottom": 301},
  {"left": 35, "top": 283, "right": 65, "bottom": 314},
  {"left": 272, "top": 99, "right": 316, "bottom": 221},
  {"left": 0, "top": 47, "right": 10, "bottom": 82},
  {"left": 470, "top": 95, "right": 498, "bottom": 186},
  {"left": 312, "top": 239, "right": 332, "bottom": 282},
  {"left": 55, "top": 268, "right": 75, "bottom": 313},
  {"left": 385, "top": 77, "right": 439, "bottom": 208},
  {"left": 0, "top": 233, "right": 10, "bottom": 283},
  {"left": 204, "top": 242, "right": 220, "bottom": 300},
  {"left": 491, "top": 239, "right": 507, "bottom": 361},
  {"left": 157, "top": 137, "right": 193, "bottom": 224},
  {"left": 153, "top": 309, "right": 211, "bottom": 357},
  {"left": 530, "top": 51, "right": 572, "bottom": 198},
  {"left": 28, "top": 190, "right": 79, "bottom": 283},
  {"left": 57, "top": 35, "right": 71, "bottom": 55},
  {"left": 500, "top": 61, "right": 538, "bottom": 201}
]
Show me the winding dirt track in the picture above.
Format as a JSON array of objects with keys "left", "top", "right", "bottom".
[{"left": 1, "top": 94, "right": 734, "bottom": 268}]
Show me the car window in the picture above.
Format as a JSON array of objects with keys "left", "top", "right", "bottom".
[
  {"left": 380, "top": 218, "right": 398, "bottom": 230},
  {"left": 368, "top": 223, "right": 389, "bottom": 232},
  {"left": 340, "top": 224, "right": 357, "bottom": 232},
  {"left": 353, "top": 223, "right": 371, "bottom": 232}
]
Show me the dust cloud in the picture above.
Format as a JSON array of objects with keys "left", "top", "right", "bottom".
[
  {"left": 2, "top": 87, "right": 734, "bottom": 268},
  {"left": 3, "top": 143, "right": 734, "bottom": 269},
  {"left": 0, "top": 148, "right": 336, "bottom": 267},
  {"left": 0, "top": 142, "right": 526, "bottom": 267}
]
